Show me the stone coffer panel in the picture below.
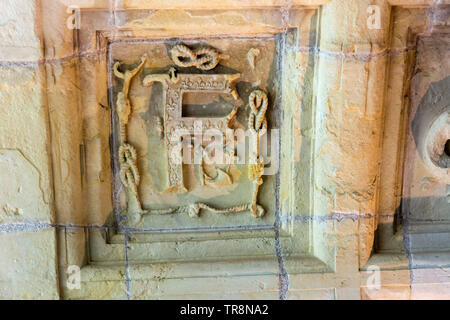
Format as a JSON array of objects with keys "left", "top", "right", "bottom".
[
  {"left": 403, "top": 32, "right": 450, "bottom": 253},
  {"left": 4, "top": 0, "right": 450, "bottom": 300},
  {"left": 109, "top": 37, "right": 280, "bottom": 231},
  {"left": 63, "top": 4, "right": 333, "bottom": 283}
]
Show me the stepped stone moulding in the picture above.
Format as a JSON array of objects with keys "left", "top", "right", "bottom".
[{"left": 47, "top": 3, "right": 340, "bottom": 298}]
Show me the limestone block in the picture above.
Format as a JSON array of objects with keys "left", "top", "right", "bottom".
[
  {"left": 0, "top": 65, "right": 52, "bottom": 223},
  {"left": 410, "top": 284, "right": 450, "bottom": 300},
  {"left": 410, "top": 267, "right": 450, "bottom": 299},
  {"left": 41, "top": 0, "right": 78, "bottom": 60},
  {"left": 129, "top": 274, "right": 280, "bottom": 299},
  {"left": 64, "top": 280, "right": 128, "bottom": 300},
  {"left": 379, "top": 52, "right": 410, "bottom": 217},
  {"left": 79, "top": 58, "right": 112, "bottom": 226},
  {"left": 45, "top": 60, "right": 84, "bottom": 225},
  {"left": 0, "top": 228, "right": 59, "bottom": 299},
  {"left": 320, "top": 0, "right": 390, "bottom": 52},
  {"left": 329, "top": 219, "right": 359, "bottom": 272},
  {"left": 360, "top": 268, "right": 411, "bottom": 299},
  {"left": 287, "top": 288, "right": 335, "bottom": 300},
  {"left": 0, "top": 0, "right": 447, "bottom": 301},
  {"left": 390, "top": 7, "right": 428, "bottom": 50},
  {"left": 361, "top": 285, "right": 411, "bottom": 300},
  {"left": 0, "top": 150, "right": 49, "bottom": 223},
  {"left": 62, "top": 265, "right": 128, "bottom": 300},
  {"left": 313, "top": 53, "right": 384, "bottom": 216},
  {"left": 402, "top": 32, "right": 450, "bottom": 253},
  {"left": 151, "top": 292, "right": 279, "bottom": 300},
  {"left": 63, "top": 228, "right": 88, "bottom": 268},
  {"left": 0, "top": 0, "right": 43, "bottom": 61},
  {"left": 121, "top": 0, "right": 330, "bottom": 10}
]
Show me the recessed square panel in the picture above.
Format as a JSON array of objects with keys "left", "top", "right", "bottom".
[
  {"left": 109, "top": 36, "right": 281, "bottom": 232},
  {"left": 74, "top": 7, "right": 327, "bottom": 272}
]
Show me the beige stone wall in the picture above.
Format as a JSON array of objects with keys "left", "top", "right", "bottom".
[
  {"left": 0, "top": 0, "right": 58, "bottom": 299},
  {"left": 0, "top": 0, "right": 449, "bottom": 300}
]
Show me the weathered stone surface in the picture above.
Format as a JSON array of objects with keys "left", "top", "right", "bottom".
[
  {"left": 0, "top": 150, "right": 49, "bottom": 223},
  {"left": 0, "top": 229, "right": 59, "bottom": 299},
  {"left": 0, "top": 65, "right": 53, "bottom": 223},
  {"left": 0, "top": 0, "right": 449, "bottom": 300},
  {"left": 0, "top": 0, "right": 42, "bottom": 61}
]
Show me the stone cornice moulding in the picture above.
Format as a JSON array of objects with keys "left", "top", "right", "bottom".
[
  {"left": 58, "top": 0, "right": 447, "bottom": 10},
  {"left": 60, "top": 0, "right": 332, "bottom": 10},
  {"left": 388, "top": 0, "right": 449, "bottom": 6},
  {"left": 123, "top": 0, "right": 333, "bottom": 8}
]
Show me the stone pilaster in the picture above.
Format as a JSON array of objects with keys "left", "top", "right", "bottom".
[
  {"left": 314, "top": 0, "right": 392, "bottom": 267},
  {"left": 0, "top": 0, "right": 58, "bottom": 299}
]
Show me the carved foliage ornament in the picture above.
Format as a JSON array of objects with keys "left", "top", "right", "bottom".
[{"left": 113, "top": 44, "right": 268, "bottom": 226}]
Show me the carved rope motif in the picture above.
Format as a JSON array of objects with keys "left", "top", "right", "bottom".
[
  {"left": 248, "top": 90, "right": 268, "bottom": 218},
  {"left": 170, "top": 44, "right": 229, "bottom": 71},
  {"left": 113, "top": 46, "right": 269, "bottom": 226},
  {"left": 113, "top": 56, "right": 147, "bottom": 218}
]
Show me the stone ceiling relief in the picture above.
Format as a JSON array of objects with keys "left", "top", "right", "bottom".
[
  {"left": 112, "top": 43, "right": 269, "bottom": 228},
  {"left": 71, "top": 6, "right": 329, "bottom": 276}
]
